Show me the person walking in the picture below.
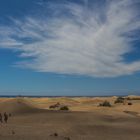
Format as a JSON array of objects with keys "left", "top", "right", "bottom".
[
  {"left": 0, "top": 113, "right": 3, "bottom": 123},
  {"left": 4, "top": 112, "right": 8, "bottom": 123}
]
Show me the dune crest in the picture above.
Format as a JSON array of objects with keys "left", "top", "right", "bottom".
[{"left": 0, "top": 98, "right": 44, "bottom": 114}]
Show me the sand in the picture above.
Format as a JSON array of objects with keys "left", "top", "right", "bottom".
[{"left": 0, "top": 96, "right": 140, "bottom": 140}]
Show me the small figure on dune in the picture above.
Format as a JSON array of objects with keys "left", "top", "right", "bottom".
[
  {"left": 4, "top": 112, "right": 8, "bottom": 123},
  {"left": 0, "top": 113, "right": 3, "bottom": 123}
]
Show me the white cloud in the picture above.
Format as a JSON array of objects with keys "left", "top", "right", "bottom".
[{"left": 0, "top": 0, "right": 140, "bottom": 77}]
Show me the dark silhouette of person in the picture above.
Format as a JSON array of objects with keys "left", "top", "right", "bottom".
[
  {"left": 4, "top": 112, "right": 8, "bottom": 123},
  {"left": 0, "top": 113, "right": 3, "bottom": 123}
]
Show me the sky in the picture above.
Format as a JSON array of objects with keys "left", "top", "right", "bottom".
[{"left": 0, "top": 0, "right": 140, "bottom": 96}]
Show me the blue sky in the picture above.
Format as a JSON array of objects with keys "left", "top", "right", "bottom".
[{"left": 0, "top": 0, "right": 140, "bottom": 96}]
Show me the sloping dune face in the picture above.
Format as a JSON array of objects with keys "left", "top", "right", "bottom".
[
  {"left": 0, "top": 98, "right": 43, "bottom": 114},
  {"left": 29, "top": 96, "right": 140, "bottom": 116},
  {"left": 0, "top": 98, "right": 140, "bottom": 140},
  {"left": 29, "top": 97, "right": 80, "bottom": 109},
  {"left": 0, "top": 97, "right": 140, "bottom": 140}
]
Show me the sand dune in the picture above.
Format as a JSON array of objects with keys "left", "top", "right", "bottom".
[
  {"left": 0, "top": 96, "right": 140, "bottom": 140},
  {"left": 0, "top": 98, "right": 44, "bottom": 114},
  {"left": 25, "top": 96, "right": 140, "bottom": 114}
]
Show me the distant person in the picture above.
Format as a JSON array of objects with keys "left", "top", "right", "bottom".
[
  {"left": 0, "top": 113, "right": 3, "bottom": 123},
  {"left": 4, "top": 112, "right": 8, "bottom": 123}
]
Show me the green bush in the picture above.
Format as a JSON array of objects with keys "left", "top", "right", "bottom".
[
  {"left": 60, "top": 106, "right": 69, "bottom": 111},
  {"left": 99, "top": 101, "right": 111, "bottom": 107},
  {"left": 114, "top": 97, "right": 124, "bottom": 104}
]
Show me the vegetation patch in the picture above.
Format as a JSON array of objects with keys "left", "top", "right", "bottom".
[
  {"left": 114, "top": 97, "right": 125, "bottom": 104},
  {"left": 60, "top": 106, "right": 69, "bottom": 111},
  {"left": 99, "top": 101, "right": 111, "bottom": 107},
  {"left": 128, "top": 102, "right": 132, "bottom": 105}
]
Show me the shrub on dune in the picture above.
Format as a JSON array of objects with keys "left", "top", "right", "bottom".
[
  {"left": 128, "top": 102, "right": 132, "bottom": 105},
  {"left": 99, "top": 101, "right": 111, "bottom": 107},
  {"left": 114, "top": 97, "right": 125, "bottom": 104},
  {"left": 60, "top": 106, "right": 69, "bottom": 111},
  {"left": 49, "top": 102, "right": 60, "bottom": 109}
]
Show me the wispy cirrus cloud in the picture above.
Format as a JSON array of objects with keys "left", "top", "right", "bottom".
[{"left": 0, "top": 0, "right": 140, "bottom": 77}]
